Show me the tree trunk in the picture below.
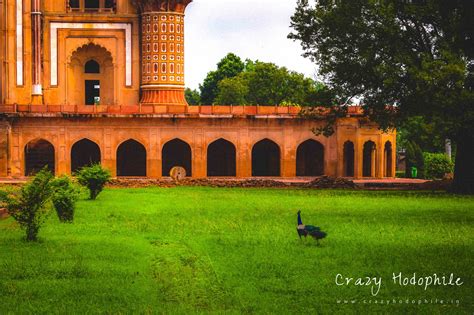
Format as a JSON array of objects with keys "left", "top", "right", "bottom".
[
  {"left": 26, "top": 226, "right": 38, "bottom": 242},
  {"left": 452, "top": 134, "right": 474, "bottom": 195}
]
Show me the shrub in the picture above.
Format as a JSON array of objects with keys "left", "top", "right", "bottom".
[
  {"left": 424, "top": 153, "right": 454, "bottom": 179},
  {"left": 76, "top": 164, "right": 111, "bottom": 200},
  {"left": 51, "top": 176, "right": 79, "bottom": 223},
  {"left": 0, "top": 168, "right": 53, "bottom": 241}
]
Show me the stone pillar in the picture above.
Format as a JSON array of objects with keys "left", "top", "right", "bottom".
[
  {"left": 237, "top": 130, "right": 251, "bottom": 178},
  {"left": 0, "top": 120, "right": 11, "bottom": 177},
  {"left": 354, "top": 136, "right": 362, "bottom": 179},
  {"left": 135, "top": 0, "right": 192, "bottom": 106},
  {"left": 31, "top": 0, "right": 42, "bottom": 103}
]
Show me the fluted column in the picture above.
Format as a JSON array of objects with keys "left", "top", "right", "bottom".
[
  {"left": 31, "top": 0, "right": 42, "bottom": 100},
  {"left": 135, "top": 0, "right": 192, "bottom": 106}
]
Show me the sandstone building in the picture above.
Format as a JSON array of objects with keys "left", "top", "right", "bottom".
[{"left": 0, "top": 0, "right": 396, "bottom": 179}]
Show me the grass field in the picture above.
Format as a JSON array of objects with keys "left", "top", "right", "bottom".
[{"left": 0, "top": 187, "right": 473, "bottom": 314}]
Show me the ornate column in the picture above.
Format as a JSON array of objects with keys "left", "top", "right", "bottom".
[
  {"left": 31, "top": 0, "right": 42, "bottom": 102},
  {"left": 134, "top": 0, "right": 192, "bottom": 106}
]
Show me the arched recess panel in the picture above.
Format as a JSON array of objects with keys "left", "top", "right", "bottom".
[
  {"left": 296, "top": 140, "right": 324, "bottom": 176},
  {"left": 162, "top": 139, "right": 192, "bottom": 177},
  {"left": 363, "top": 141, "right": 377, "bottom": 177},
  {"left": 25, "top": 139, "right": 55, "bottom": 176},
  {"left": 207, "top": 139, "right": 236, "bottom": 177},
  {"left": 343, "top": 141, "right": 355, "bottom": 177},
  {"left": 384, "top": 141, "right": 393, "bottom": 177},
  {"left": 252, "top": 139, "right": 281, "bottom": 177},
  {"left": 116, "top": 139, "right": 147, "bottom": 177},
  {"left": 71, "top": 139, "right": 101, "bottom": 173}
]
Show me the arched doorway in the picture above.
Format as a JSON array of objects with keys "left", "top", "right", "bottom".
[
  {"left": 207, "top": 139, "right": 236, "bottom": 177},
  {"left": 252, "top": 139, "right": 280, "bottom": 177},
  {"left": 71, "top": 139, "right": 101, "bottom": 173},
  {"left": 162, "top": 139, "right": 192, "bottom": 177},
  {"left": 343, "top": 141, "right": 355, "bottom": 177},
  {"left": 363, "top": 141, "right": 377, "bottom": 177},
  {"left": 68, "top": 44, "right": 114, "bottom": 105},
  {"left": 384, "top": 141, "right": 393, "bottom": 177},
  {"left": 24, "top": 139, "right": 55, "bottom": 176},
  {"left": 116, "top": 139, "right": 147, "bottom": 177},
  {"left": 296, "top": 139, "right": 324, "bottom": 176}
]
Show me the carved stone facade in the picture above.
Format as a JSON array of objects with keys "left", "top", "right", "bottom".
[{"left": 0, "top": 0, "right": 396, "bottom": 179}]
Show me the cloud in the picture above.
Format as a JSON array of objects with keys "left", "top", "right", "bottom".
[{"left": 184, "top": 0, "right": 317, "bottom": 89}]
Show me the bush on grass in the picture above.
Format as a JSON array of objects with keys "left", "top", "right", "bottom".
[
  {"left": 0, "top": 168, "right": 53, "bottom": 241},
  {"left": 76, "top": 164, "right": 111, "bottom": 200},
  {"left": 424, "top": 153, "right": 454, "bottom": 179},
  {"left": 51, "top": 176, "right": 80, "bottom": 223}
]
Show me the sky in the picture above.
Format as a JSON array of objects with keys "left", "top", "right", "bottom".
[{"left": 184, "top": 0, "right": 317, "bottom": 89}]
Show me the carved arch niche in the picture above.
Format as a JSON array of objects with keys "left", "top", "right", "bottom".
[{"left": 67, "top": 43, "right": 115, "bottom": 105}]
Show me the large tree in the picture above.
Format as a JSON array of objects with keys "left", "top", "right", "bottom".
[
  {"left": 199, "top": 53, "right": 245, "bottom": 105},
  {"left": 289, "top": 0, "right": 474, "bottom": 194}
]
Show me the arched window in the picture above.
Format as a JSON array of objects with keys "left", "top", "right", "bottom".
[
  {"left": 84, "top": 60, "right": 100, "bottom": 73},
  {"left": 68, "top": 0, "right": 115, "bottom": 12},
  {"left": 24, "top": 139, "right": 55, "bottom": 176},
  {"left": 363, "top": 141, "right": 377, "bottom": 177},
  {"left": 343, "top": 141, "right": 355, "bottom": 177},
  {"left": 71, "top": 139, "right": 101, "bottom": 173},
  {"left": 69, "top": 0, "right": 79, "bottom": 9},
  {"left": 252, "top": 139, "right": 280, "bottom": 177},
  {"left": 384, "top": 141, "right": 393, "bottom": 177},
  {"left": 85, "top": 0, "right": 99, "bottom": 9},
  {"left": 162, "top": 139, "right": 192, "bottom": 177},
  {"left": 116, "top": 140, "right": 147, "bottom": 177},
  {"left": 296, "top": 140, "right": 324, "bottom": 176},
  {"left": 207, "top": 139, "right": 236, "bottom": 177}
]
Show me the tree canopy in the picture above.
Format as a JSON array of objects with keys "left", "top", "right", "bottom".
[
  {"left": 289, "top": 0, "right": 473, "bottom": 194},
  {"left": 197, "top": 53, "right": 323, "bottom": 106}
]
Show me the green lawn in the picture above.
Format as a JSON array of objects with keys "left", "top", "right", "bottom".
[{"left": 0, "top": 188, "right": 473, "bottom": 314}]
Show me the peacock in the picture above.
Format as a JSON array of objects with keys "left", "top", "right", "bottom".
[{"left": 296, "top": 210, "right": 327, "bottom": 245}]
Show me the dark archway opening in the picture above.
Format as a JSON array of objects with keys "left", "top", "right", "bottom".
[
  {"left": 363, "top": 141, "right": 376, "bottom": 177},
  {"left": 116, "top": 139, "right": 147, "bottom": 177},
  {"left": 85, "top": 0, "right": 99, "bottom": 9},
  {"left": 207, "top": 139, "right": 236, "bottom": 177},
  {"left": 85, "top": 60, "right": 100, "bottom": 73},
  {"left": 296, "top": 139, "right": 324, "bottom": 176},
  {"left": 343, "top": 141, "right": 355, "bottom": 177},
  {"left": 25, "top": 139, "right": 55, "bottom": 176},
  {"left": 252, "top": 139, "right": 280, "bottom": 177},
  {"left": 162, "top": 139, "right": 192, "bottom": 177},
  {"left": 71, "top": 139, "right": 101, "bottom": 173},
  {"left": 384, "top": 141, "right": 393, "bottom": 177}
]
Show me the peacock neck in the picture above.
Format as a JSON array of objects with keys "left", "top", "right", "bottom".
[{"left": 297, "top": 212, "right": 303, "bottom": 225}]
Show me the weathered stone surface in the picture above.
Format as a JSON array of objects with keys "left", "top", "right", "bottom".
[{"left": 305, "top": 176, "right": 357, "bottom": 189}]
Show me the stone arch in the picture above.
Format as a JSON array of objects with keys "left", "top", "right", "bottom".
[
  {"left": 24, "top": 139, "right": 55, "bottom": 176},
  {"left": 343, "top": 141, "right": 355, "bottom": 177},
  {"left": 207, "top": 138, "right": 236, "bottom": 177},
  {"left": 71, "top": 138, "right": 101, "bottom": 173},
  {"left": 296, "top": 139, "right": 324, "bottom": 176},
  {"left": 67, "top": 43, "right": 114, "bottom": 105},
  {"left": 162, "top": 139, "right": 192, "bottom": 177},
  {"left": 116, "top": 139, "right": 147, "bottom": 177},
  {"left": 384, "top": 141, "right": 393, "bottom": 177},
  {"left": 363, "top": 141, "right": 377, "bottom": 177},
  {"left": 252, "top": 139, "right": 281, "bottom": 177}
]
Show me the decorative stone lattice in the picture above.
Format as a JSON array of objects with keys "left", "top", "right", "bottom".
[{"left": 141, "top": 12, "right": 185, "bottom": 87}]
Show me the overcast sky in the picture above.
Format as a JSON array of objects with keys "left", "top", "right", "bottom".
[{"left": 184, "top": 0, "right": 317, "bottom": 89}]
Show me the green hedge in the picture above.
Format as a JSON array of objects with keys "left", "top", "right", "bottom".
[{"left": 423, "top": 153, "right": 454, "bottom": 179}]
